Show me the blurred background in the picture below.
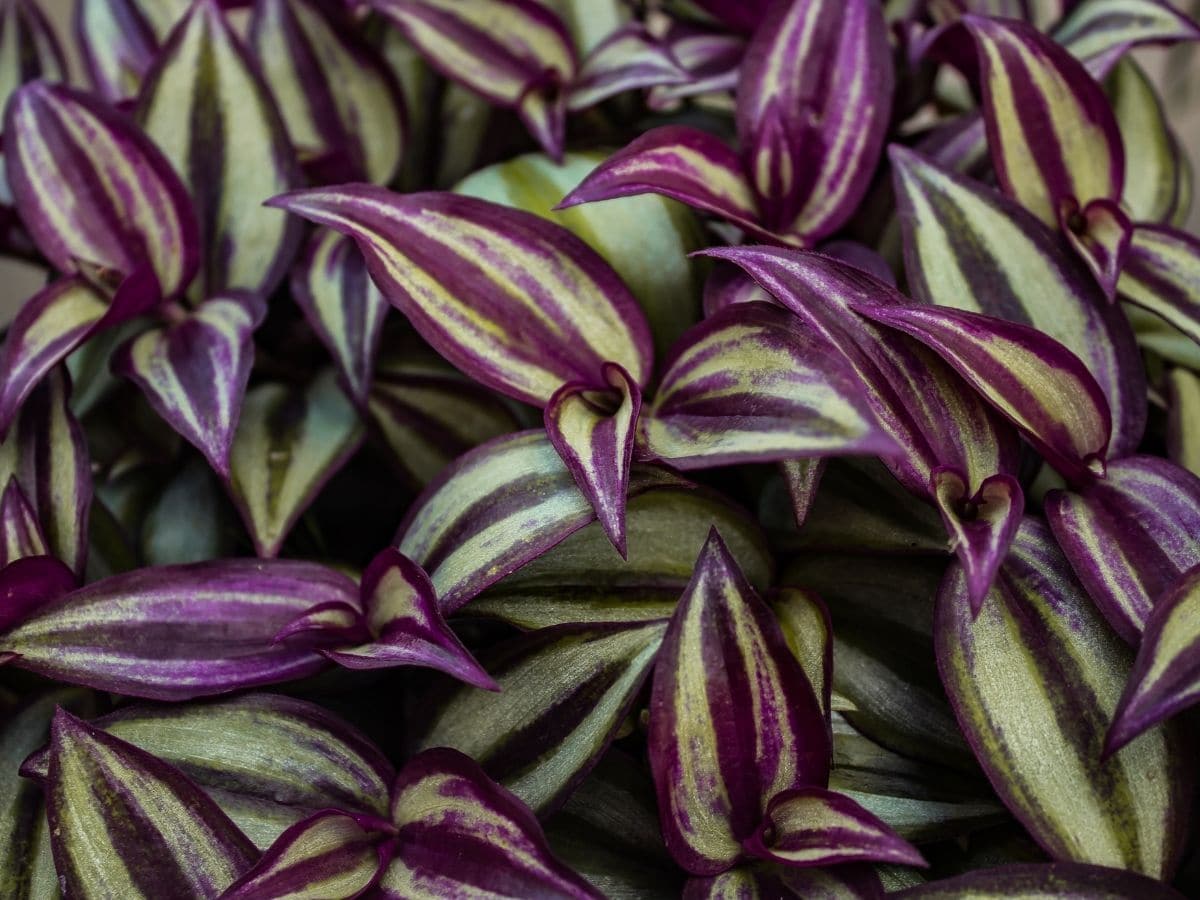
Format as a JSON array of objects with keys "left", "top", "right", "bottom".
[{"left": 3, "top": 0, "right": 1199, "bottom": 318}]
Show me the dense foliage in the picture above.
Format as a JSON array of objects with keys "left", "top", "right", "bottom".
[{"left": 1, "top": 0, "right": 1200, "bottom": 897}]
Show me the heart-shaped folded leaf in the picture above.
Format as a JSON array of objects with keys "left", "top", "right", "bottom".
[
  {"left": 368, "top": 347, "right": 520, "bottom": 487},
  {"left": 250, "top": 0, "right": 406, "bottom": 184},
  {"left": 932, "top": 468, "right": 1024, "bottom": 614},
  {"left": 1108, "top": 59, "right": 1191, "bottom": 226},
  {"left": 292, "top": 229, "right": 388, "bottom": 407},
  {"left": 419, "top": 621, "right": 666, "bottom": 815},
  {"left": 650, "top": 529, "right": 829, "bottom": 876},
  {"left": 45, "top": 709, "right": 258, "bottom": 899},
  {"left": 469, "top": 485, "right": 770, "bottom": 629},
  {"left": 1054, "top": 0, "right": 1200, "bottom": 75},
  {"left": 4, "top": 81, "right": 199, "bottom": 299},
  {"left": 0, "top": 478, "right": 46, "bottom": 565},
  {"left": 643, "top": 302, "right": 896, "bottom": 469},
  {"left": 894, "top": 862, "right": 1187, "bottom": 898},
  {"left": 1119, "top": 224, "right": 1200, "bottom": 346},
  {"left": 0, "top": 560, "right": 357, "bottom": 699},
  {"left": 271, "top": 186, "right": 652, "bottom": 408},
  {"left": 221, "top": 809, "right": 392, "bottom": 900},
  {"left": 0, "top": 368, "right": 91, "bottom": 575},
  {"left": 115, "top": 292, "right": 265, "bottom": 478},
  {"left": 684, "top": 862, "right": 885, "bottom": 900},
  {"left": 744, "top": 787, "right": 926, "bottom": 869},
  {"left": 21, "top": 694, "right": 395, "bottom": 849},
  {"left": 371, "top": 0, "right": 577, "bottom": 159},
  {"left": 889, "top": 145, "right": 1146, "bottom": 455},
  {"left": 557, "top": 125, "right": 766, "bottom": 241},
  {"left": 229, "top": 370, "right": 364, "bottom": 558},
  {"left": 397, "top": 430, "right": 680, "bottom": 614},
  {"left": 75, "top": 0, "right": 189, "bottom": 101},
  {"left": 936, "top": 518, "right": 1189, "bottom": 877},
  {"left": 382, "top": 748, "right": 600, "bottom": 899},
  {"left": 736, "top": 0, "right": 892, "bottom": 242},
  {"left": 1046, "top": 455, "right": 1200, "bottom": 643},
  {"left": 857, "top": 303, "right": 1111, "bottom": 485},
  {"left": 568, "top": 22, "right": 689, "bottom": 111},
  {"left": 137, "top": 0, "right": 301, "bottom": 298},
  {"left": 545, "top": 363, "right": 641, "bottom": 557},
  {"left": 324, "top": 548, "right": 497, "bottom": 690},
  {"left": 1062, "top": 198, "right": 1133, "bottom": 301},
  {"left": 1106, "top": 564, "right": 1200, "bottom": 754},
  {"left": 703, "top": 247, "right": 1021, "bottom": 505}
]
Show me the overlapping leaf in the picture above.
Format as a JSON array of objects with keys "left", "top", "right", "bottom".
[{"left": 75, "top": 0, "right": 188, "bottom": 101}]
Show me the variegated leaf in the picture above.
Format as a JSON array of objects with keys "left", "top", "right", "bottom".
[
  {"left": 1167, "top": 367, "right": 1200, "bottom": 476},
  {"left": 115, "top": 293, "right": 265, "bottom": 478},
  {"left": 936, "top": 518, "right": 1189, "bottom": 877},
  {"left": 545, "top": 363, "right": 641, "bottom": 556},
  {"left": 382, "top": 748, "right": 600, "bottom": 899},
  {"left": 371, "top": 0, "right": 577, "bottom": 159},
  {"left": 1107, "top": 563, "right": 1200, "bottom": 753},
  {"left": 469, "top": 486, "right": 770, "bottom": 629},
  {"left": 736, "top": 0, "right": 893, "bottom": 242},
  {"left": 889, "top": 144, "right": 1146, "bottom": 456},
  {"left": 770, "top": 587, "right": 833, "bottom": 718},
  {"left": 292, "top": 229, "right": 388, "bottom": 406},
  {"left": 0, "top": 477, "right": 46, "bottom": 565},
  {"left": 229, "top": 371, "right": 364, "bottom": 558},
  {"left": 0, "top": 0, "right": 65, "bottom": 118},
  {"left": 44, "top": 709, "right": 258, "bottom": 899},
  {"left": 1046, "top": 455, "right": 1200, "bottom": 643},
  {"left": 22, "top": 694, "right": 395, "bottom": 849},
  {"left": 1054, "top": 0, "right": 1200, "bottom": 74},
  {"left": 649, "top": 529, "right": 829, "bottom": 875},
  {"left": 568, "top": 22, "right": 688, "bottom": 111},
  {"left": 642, "top": 302, "right": 896, "bottom": 469},
  {"left": 856, "top": 303, "right": 1111, "bottom": 485},
  {"left": 0, "top": 560, "right": 357, "bottom": 699},
  {"left": 4, "top": 81, "right": 199, "bottom": 299},
  {"left": 75, "top": 0, "right": 188, "bottom": 101},
  {"left": 137, "top": 0, "right": 301, "bottom": 298},
  {"left": 270, "top": 186, "right": 653, "bottom": 408},
  {"left": 221, "top": 810, "right": 391, "bottom": 900},
  {"left": 250, "top": 0, "right": 406, "bottom": 184},
  {"left": 646, "top": 25, "right": 744, "bottom": 110},
  {"left": 397, "top": 430, "right": 679, "bottom": 614},
  {"left": 895, "top": 862, "right": 1187, "bottom": 898},
  {"left": 557, "top": 126, "right": 767, "bottom": 241},
  {"left": 323, "top": 548, "right": 497, "bottom": 690},
  {"left": 0, "top": 368, "right": 91, "bottom": 575},
  {"left": 744, "top": 787, "right": 926, "bottom": 869},
  {"left": 419, "top": 621, "right": 665, "bottom": 815},
  {"left": 1118, "top": 224, "right": 1200, "bottom": 348}
]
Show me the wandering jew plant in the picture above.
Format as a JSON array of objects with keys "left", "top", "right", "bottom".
[{"left": 2, "top": 0, "right": 1200, "bottom": 896}]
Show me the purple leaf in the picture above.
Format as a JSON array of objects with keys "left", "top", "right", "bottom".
[
  {"left": 936, "top": 519, "right": 1190, "bottom": 876},
  {"left": 0, "top": 559, "right": 358, "bottom": 699},
  {"left": 1061, "top": 197, "right": 1132, "bottom": 301},
  {"left": 74, "top": 0, "right": 187, "bottom": 102},
  {"left": 221, "top": 809, "right": 393, "bottom": 900},
  {"left": 855, "top": 302, "right": 1112, "bottom": 485},
  {"left": 932, "top": 468, "right": 1024, "bottom": 615},
  {"left": 136, "top": 0, "right": 302, "bottom": 298},
  {"left": 370, "top": 0, "right": 577, "bottom": 160},
  {"left": 0, "top": 554, "right": 75, "bottom": 634},
  {"left": 249, "top": 0, "right": 407, "bottom": 184},
  {"left": 114, "top": 292, "right": 266, "bottom": 478},
  {"left": 569, "top": 22, "right": 689, "bottom": 112},
  {"left": 545, "top": 363, "right": 641, "bottom": 556},
  {"left": 889, "top": 144, "right": 1146, "bottom": 455},
  {"left": 271, "top": 187, "right": 652, "bottom": 409},
  {"left": 641, "top": 301, "right": 897, "bottom": 468},
  {"left": 0, "top": 368, "right": 92, "bottom": 576},
  {"left": 649, "top": 529, "right": 829, "bottom": 875},
  {"left": 1106, "top": 563, "right": 1200, "bottom": 754},
  {"left": 744, "top": 787, "right": 927, "bottom": 868},
  {"left": 895, "top": 862, "right": 1187, "bottom": 898},
  {"left": 557, "top": 125, "right": 767, "bottom": 241},
  {"left": 4, "top": 81, "right": 200, "bottom": 299},
  {"left": 1047, "top": 455, "right": 1200, "bottom": 643},
  {"left": 736, "top": 0, "right": 893, "bottom": 242},
  {"left": 1054, "top": 0, "right": 1200, "bottom": 76},
  {"left": 1119, "top": 223, "right": 1200, "bottom": 348},
  {"left": 45, "top": 709, "right": 258, "bottom": 898},
  {"left": 323, "top": 548, "right": 497, "bottom": 690},
  {"left": 0, "top": 0, "right": 66, "bottom": 112},
  {"left": 381, "top": 748, "right": 601, "bottom": 899},
  {"left": 692, "top": 0, "right": 770, "bottom": 32},
  {"left": 292, "top": 228, "right": 388, "bottom": 407},
  {"left": 647, "top": 25, "right": 745, "bottom": 110},
  {"left": 0, "top": 477, "right": 46, "bottom": 565}
]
